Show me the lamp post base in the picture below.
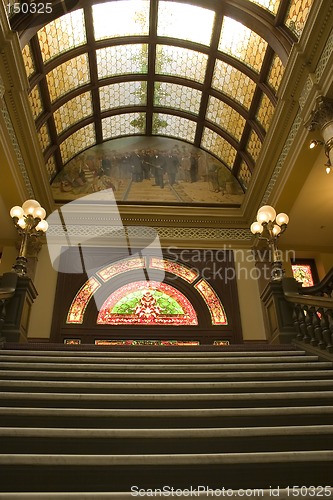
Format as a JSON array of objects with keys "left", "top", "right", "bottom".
[
  {"left": 12, "top": 256, "right": 28, "bottom": 276},
  {"left": 271, "top": 260, "right": 284, "bottom": 281}
]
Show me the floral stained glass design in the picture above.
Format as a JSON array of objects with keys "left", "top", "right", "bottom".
[
  {"left": 194, "top": 279, "right": 227, "bottom": 325},
  {"left": 99, "top": 82, "right": 147, "bottom": 112},
  {"left": 67, "top": 277, "right": 101, "bottom": 324},
  {"left": 96, "top": 45, "right": 148, "bottom": 79},
  {"left": 97, "top": 281, "right": 198, "bottom": 325},
  {"left": 292, "top": 264, "right": 314, "bottom": 287},
  {"left": 95, "top": 339, "right": 200, "bottom": 346},
  {"left": 149, "top": 258, "right": 199, "bottom": 283},
  {"left": 97, "top": 257, "right": 146, "bottom": 282},
  {"left": 102, "top": 113, "right": 146, "bottom": 140}
]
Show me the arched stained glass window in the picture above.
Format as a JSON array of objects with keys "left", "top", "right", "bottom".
[{"left": 97, "top": 281, "right": 198, "bottom": 325}]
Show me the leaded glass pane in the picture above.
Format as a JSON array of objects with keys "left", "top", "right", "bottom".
[
  {"left": 157, "top": 1, "right": 214, "bottom": 46},
  {"left": 201, "top": 128, "right": 237, "bottom": 168},
  {"left": 152, "top": 113, "right": 196, "bottom": 142},
  {"left": 22, "top": 44, "right": 35, "bottom": 78},
  {"left": 247, "top": 0, "right": 280, "bottom": 14},
  {"left": 246, "top": 129, "right": 262, "bottom": 161},
  {"left": 93, "top": 0, "right": 150, "bottom": 40},
  {"left": 267, "top": 54, "right": 285, "bottom": 92},
  {"left": 256, "top": 93, "right": 275, "bottom": 132},
  {"left": 218, "top": 17, "right": 268, "bottom": 73},
  {"left": 212, "top": 60, "right": 256, "bottom": 110},
  {"left": 237, "top": 160, "right": 252, "bottom": 190},
  {"left": 60, "top": 123, "right": 95, "bottom": 164},
  {"left": 194, "top": 279, "right": 227, "bottom": 325},
  {"left": 99, "top": 81, "right": 147, "bottom": 112},
  {"left": 45, "top": 155, "right": 57, "bottom": 180},
  {"left": 54, "top": 92, "right": 93, "bottom": 134},
  {"left": 102, "top": 113, "right": 146, "bottom": 140},
  {"left": 38, "top": 123, "right": 51, "bottom": 152},
  {"left": 156, "top": 45, "right": 208, "bottom": 84},
  {"left": 96, "top": 45, "right": 148, "bottom": 79},
  {"left": 28, "top": 85, "right": 43, "bottom": 120},
  {"left": 154, "top": 82, "right": 202, "bottom": 115},
  {"left": 285, "top": 0, "right": 314, "bottom": 38},
  {"left": 38, "top": 10, "right": 86, "bottom": 63},
  {"left": 67, "top": 277, "right": 101, "bottom": 324},
  {"left": 206, "top": 97, "right": 245, "bottom": 141},
  {"left": 291, "top": 264, "right": 314, "bottom": 287},
  {"left": 46, "top": 54, "right": 90, "bottom": 103}
]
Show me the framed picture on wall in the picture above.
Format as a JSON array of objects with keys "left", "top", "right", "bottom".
[{"left": 291, "top": 258, "right": 319, "bottom": 287}]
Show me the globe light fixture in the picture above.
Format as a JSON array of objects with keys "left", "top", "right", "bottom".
[
  {"left": 10, "top": 200, "right": 48, "bottom": 276},
  {"left": 250, "top": 205, "right": 289, "bottom": 281}
]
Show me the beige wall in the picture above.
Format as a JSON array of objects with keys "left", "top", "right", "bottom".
[
  {"left": 0, "top": 245, "right": 17, "bottom": 274},
  {"left": 28, "top": 244, "right": 58, "bottom": 339},
  {"left": 233, "top": 250, "right": 266, "bottom": 341}
]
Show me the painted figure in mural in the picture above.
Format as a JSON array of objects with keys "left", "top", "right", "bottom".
[
  {"left": 190, "top": 152, "right": 199, "bottom": 182},
  {"left": 150, "top": 150, "right": 166, "bottom": 188},
  {"left": 166, "top": 149, "right": 179, "bottom": 186}
]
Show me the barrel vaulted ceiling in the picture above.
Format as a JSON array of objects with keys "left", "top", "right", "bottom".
[{"left": 9, "top": 0, "right": 314, "bottom": 197}]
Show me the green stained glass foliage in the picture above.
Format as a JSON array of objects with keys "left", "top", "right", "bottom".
[
  {"left": 96, "top": 44, "right": 148, "bottom": 78},
  {"left": 112, "top": 290, "right": 184, "bottom": 315}
]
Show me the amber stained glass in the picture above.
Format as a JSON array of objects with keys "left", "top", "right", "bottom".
[
  {"left": 206, "top": 97, "right": 245, "bottom": 141},
  {"left": 67, "top": 277, "right": 101, "bottom": 324},
  {"left": 60, "top": 123, "right": 95, "bottom": 164},
  {"left": 97, "top": 45, "right": 148, "bottom": 79},
  {"left": 93, "top": 0, "right": 150, "bottom": 40},
  {"left": 102, "top": 113, "right": 146, "bottom": 140},
  {"left": 194, "top": 279, "right": 227, "bottom": 325},
  {"left": 154, "top": 82, "right": 202, "bottom": 115},
  {"left": 38, "top": 10, "right": 86, "bottom": 62},
  {"left": 54, "top": 92, "right": 93, "bottom": 135},
  {"left": 156, "top": 45, "right": 208, "bottom": 84},
  {"left": 97, "top": 257, "right": 146, "bottom": 282},
  {"left": 212, "top": 60, "right": 256, "bottom": 111},
  {"left": 45, "top": 155, "right": 57, "bottom": 181},
  {"left": 267, "top": 54, "right": 285, "bottom": 92},
  {"left": 152, "top": 113, "right": 196, "bottom": 142},
  {"left": 285, "top": 0, "right": 314, "bottom": 38},
  {"left": 201, "top": 128, "right": 237, "bottom": 168},
  {"left": 256, "top": 93, "right": 275, "bottom": 132},
  {"left": 246, "top": 130, "right": 262, "bottom": 162},
  {"left": 28, "top": 85, "right": 43, "bottom": 120},
  {"left": 247, "top": 0, "right": 280, "bottom": 14},
  {"left": 99, "top": 81, "right": 147, "bottom": 112},
  {"left": 238, "top": 161, "right": 252, "bottom": 190},
  {"left": 218, "top": 17, "right": 267, "bottom": 73},
  {"left": 46, "top": 54, "right": 90, "bottom": 103},
  {"left": 22, "top": 44, "right": 35, "bottom": 78},
  {"left": 37, "top": 123, "right": 51, "bottom": 152},
  {"left": 150, "top": 258, "right": 199, "bottom": 283}
]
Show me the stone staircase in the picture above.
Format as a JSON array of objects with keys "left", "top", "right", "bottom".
[{"left": 0, "top": 345, "right": 333, "bottom": 497}]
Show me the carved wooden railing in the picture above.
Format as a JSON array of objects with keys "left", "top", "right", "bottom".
[{"left": 283, "top": 268, "right": 333, "bottom": 353}]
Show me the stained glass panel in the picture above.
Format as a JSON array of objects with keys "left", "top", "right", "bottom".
[
  {"left": 256, "top": 93, "right": 275, "bottom": 132},
  {"left": 201, "top": 128, "right": 237, "bottom": 168},
  {"left": 194, "top": 279, "right": 227, "bottom": 325},
  {"left": 206, "top": 97, "right": 245, "bottom": 141},
  {"left": 99, "top": 82, "right": 147, "bottom": 112},
  {"left": 45, "top": 155, "right": 57, "bottom": 181},
  {"left": 150, "top": 258, "right": 199, "bottom": 283},
  {"left": 238, "top": 160, "right": 252, "bottom": 190},
  {"left": 95, "top": 339, "right": 200, "bottom": 346},
  {"left": 102, "top": 113, "right": 146, "bottom": 140},
  {"left": 93, "top": 0, "right": 150, "bottom": 40},
  {"left": 154, "top": 82, "right": 202, "bottom": 115},
  {"left": 292, "top": 264, "right": 314, "bottom": 287},
  {"left": 67, "top": 277, "right": 101, "bottom": 324},
  {"left": 97, "top": 281, "right": 198, "bottom": 325},
  {"left": 156, "top": 45, "right": 208, "bottom": 84},
  {"left": 37, "top": 123, "right": 51, "bottom": 152},
  {"left": 28, "top": 85, "right": 43, "bottom": 120},
  {"left": 212, "top": 60, "right": 256, "bottom": 110},
  {"left": 97, "top": 257, "right": 146, "bottom": 282},
  {"left": 54, "top": 92, "right": 93, "bottom": 134},
  {"left": 96, "top": 45, "right": 148, "bottom": 79},
  {"left": 152, "top": 113, "right": 196, "bottom": 142},
  {"left": 157, "top": 1, "right": 214, "bottom": 46},
  {"left": 285, "top": 0, "right": 314, "bottom": 38},
  {"left": 218, "top": 17, "right": 268, "bottom": 73},
  {"left": 246, "top": 129, "right": 262, "bottom": 162},
  {"left": 38, "top": 10, "right": 86, "bottom": 62},
  {"left": 267, "top": 54, "right": 285, "bottom": 92},
  {"left": 248, "top": 0, "right": 280, "bottom": 14},
  {"left": 46, "top": 54, "right": 90, "bottom": 103},
  {"left": 22, "top": 44, "right": 35, "bottom": 78},
  {"left": 60, "top": 123, "right": 95, "bottom": 164}
]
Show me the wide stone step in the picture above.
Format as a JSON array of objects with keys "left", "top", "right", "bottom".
[
  {"left": 1, "top": 369, "right": 333, "bottom": 382},
  {"left": 1, "top": 391, "right": 333, "bottom": 408},
  {"left": 1, "top": 361, "right": 331, "bottom": 372},
  {"left": 0, "top": 451, "right": 332, "bottom": 491},
  {"left": 1, "top": 379, "right": 333, "bottom": 393},
  {"left": 1, "top": 406, "right": 333, "bottom": 428},
  {"left": 1, "top": 425, "right": 333, "bottom": 454}
]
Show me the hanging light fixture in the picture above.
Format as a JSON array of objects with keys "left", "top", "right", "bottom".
[
  {"left": 250, "top": 205, "right": 289, "bottom": 281},
  {"left": 10, "top": 200, "right": 48, "bottom": 276}
]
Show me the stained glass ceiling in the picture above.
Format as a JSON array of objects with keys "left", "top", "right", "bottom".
[{"left": 12, "top": 0, "right": 314, "bottom": 196}]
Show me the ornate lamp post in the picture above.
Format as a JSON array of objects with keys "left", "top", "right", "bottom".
[
  {"left": 10, "top": 199, "right": 48, "bottom": 276},
  {"left": 250, "top": 205, "right": 289, "bottom": 281}
]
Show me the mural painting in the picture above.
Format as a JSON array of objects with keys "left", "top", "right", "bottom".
[{"left": 51, "top": 137, "right": 244, "bottom": 205}]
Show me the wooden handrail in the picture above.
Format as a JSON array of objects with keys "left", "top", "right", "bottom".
[{"left": 284, "top": 292, "right": 333, "bottom": 309}]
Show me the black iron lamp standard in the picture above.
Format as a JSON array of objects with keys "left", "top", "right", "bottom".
[
  {"left": 250, "top": 205, "right": 289, "bottom": 281},
  {"left": 10, "top": 199, "right": 48, "bottom": 276}
]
